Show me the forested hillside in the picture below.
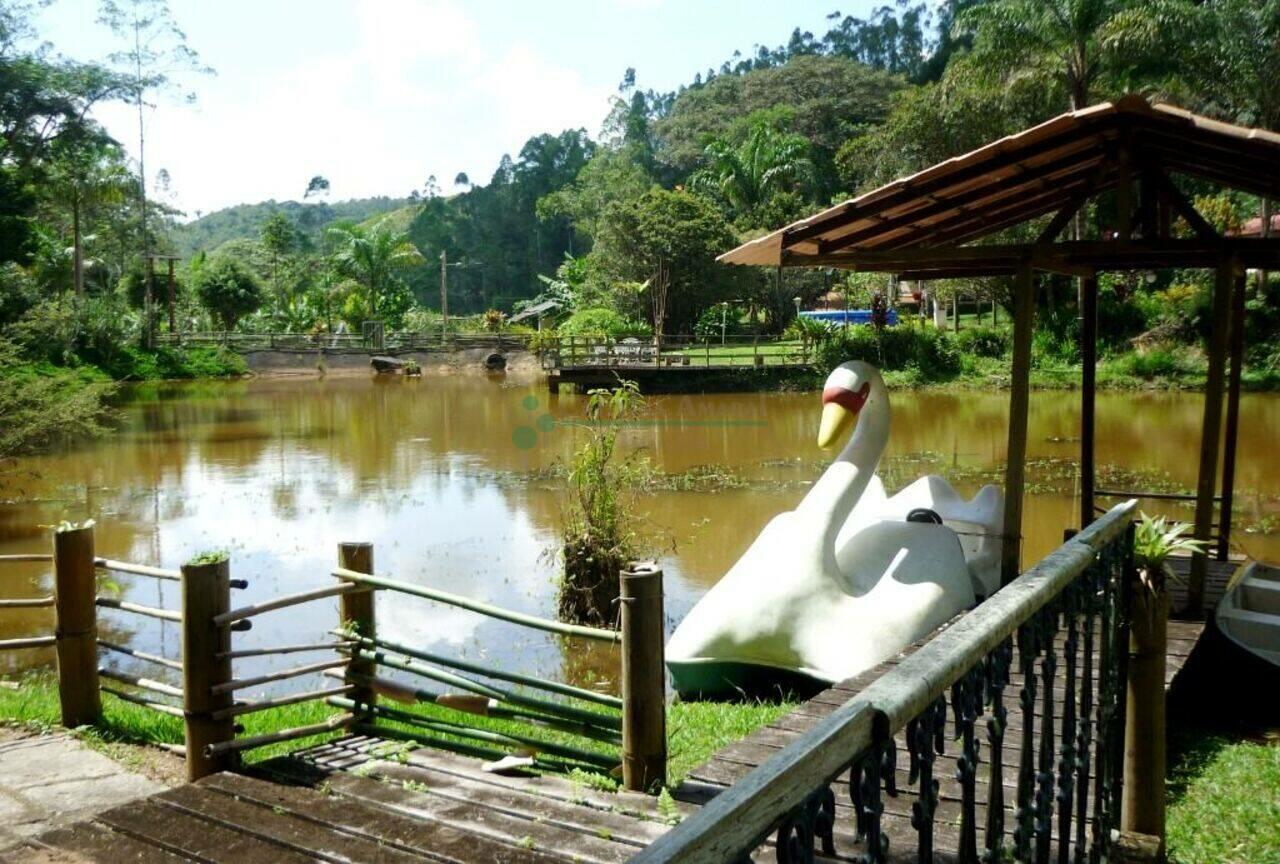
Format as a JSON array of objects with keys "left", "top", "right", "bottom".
[{"left": 173, "top": 196, "right": 414, "bottom": 257}]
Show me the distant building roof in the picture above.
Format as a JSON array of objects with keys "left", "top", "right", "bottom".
[
  {"left": 508, "top": 298, "right": 563, "bottom": 324},
  {"left": 1237, "top": 214, "right": 1280, "bottom": 238}
]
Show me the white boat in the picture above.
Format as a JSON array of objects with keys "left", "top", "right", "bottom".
[
  {"left": 665, "top": 361, "right": 1004, "bottom": 699},
  {"left": 1215, "top": 562, "right": 1280, "bottom": 670}
]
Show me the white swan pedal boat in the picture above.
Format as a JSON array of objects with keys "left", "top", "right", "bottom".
[{"left": 666, "top": 361, "right": 1004, "bottom": 699}]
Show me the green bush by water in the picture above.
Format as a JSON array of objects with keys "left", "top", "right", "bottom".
[
  {"left": 816, "top": 324, "right": 962, "bottom": 381},
  {"left": 558, "top": 307, "right": 652, "bottom": 339}
]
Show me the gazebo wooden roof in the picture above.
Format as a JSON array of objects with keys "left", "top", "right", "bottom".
[
  {"left": 721, "top": 95, "right": 1280, "bottom": 279},
  {"left": 720, "top": 96, "right": 1280, "bottom": 613}
]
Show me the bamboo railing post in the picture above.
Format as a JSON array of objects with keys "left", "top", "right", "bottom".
[
  {"left": 620, "top": 562, "right": 666, "bottom": 793},
  {"left": 338, "top": 542, "right": 376, "bottom": 722},
  {"left": 53, "top": 524, "right": 101, "bottom": 727},
  {"left": 181, "top": 555, "right": 236, "bottom": 781},
  {"left": 1122, "top": 578, "right": 1168, "bottom": 851}
]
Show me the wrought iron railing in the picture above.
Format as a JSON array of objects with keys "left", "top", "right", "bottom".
[{"left": 635, "top": 499, "right": 1137, "bottom": 863}]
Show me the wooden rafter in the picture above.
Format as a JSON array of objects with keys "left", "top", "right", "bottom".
[
  {"left": 1154, "top": 172, "right": 1220, "bottom": 241},
  {"left": 816, "top": 150, "right": 1106, "bottom": 254},
  {"left": 779, "top": 129, "right": 1115, "bottom": 248}
]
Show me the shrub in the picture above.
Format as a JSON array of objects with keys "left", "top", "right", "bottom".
[
  {"left": 1119, "top": 347, "right": 1187, "bottom": 380},
  {"left": 482, "top": 309, "right": 506, "bottom": 331},
  {"left": 692, "top": 305, "right": 752, "bottom": 339},
  {"left": 955, "top": 326, "right": 1009, "bottom": 358},
  {"left": 0, "top": 262, "right": 40, "bottom": 327},
  {"left": 193, "top": 256, "right": 263, "bottom": 331},
  {"left": 558, "top": 307, "right": 651, "bottom": 338},
  {"left": 0, "top": 337, "right": 113, "bottom": 458},
  {"left": 815, "top": 323, "right": 961, "bottom": 380}
]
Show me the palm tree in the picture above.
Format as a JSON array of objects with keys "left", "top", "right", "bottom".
[
  {"left": 950, "top": 0, "right": 1196, "bottom": 111},
  {"left": 46, "top": 138, "right": 133, "bottom": 296},
  {"left": 1179, "top": 0, "right": 1280, "bottom": 236},
  {"left": 691, "top": 123, "right": 814, "bottom": 224},
  {"left": 325, "top": 224, "right": 424, "bottom": 322}
]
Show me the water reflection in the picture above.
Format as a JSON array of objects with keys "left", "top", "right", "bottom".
[{"left": 1, "top": 373, "right": 1277, "bottom": 692}]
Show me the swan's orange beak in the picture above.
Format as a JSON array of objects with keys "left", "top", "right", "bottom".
[
  {"left": 818, "top": 403, "right": 854, "bottom": 449},
  {"left": 817, "top": 383, "right": 870, "bottom": 449}
]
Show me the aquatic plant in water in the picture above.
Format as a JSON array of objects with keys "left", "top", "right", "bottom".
[{"left": 558, "top": 380, "right": 645, "bottom": 627}]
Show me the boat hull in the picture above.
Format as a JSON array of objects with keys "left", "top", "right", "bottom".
[{"left": 667, "top": 658, "right": 831, "bottom": 701}]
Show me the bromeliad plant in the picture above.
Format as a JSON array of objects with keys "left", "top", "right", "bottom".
[{"left": 1132, "top": 512, "right": 1208, "bottom": 593}]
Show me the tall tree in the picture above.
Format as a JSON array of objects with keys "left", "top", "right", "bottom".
[
  {"left": 96, "top": 0, "right": 211, "bottom": 264},
  {"left": 44, "top": 133, "right": 133, "bottom": 295}
]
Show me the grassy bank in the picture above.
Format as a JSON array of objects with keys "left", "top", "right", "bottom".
[{"left": 1167, "top": 729, "right": 1280, "bottom": 864}]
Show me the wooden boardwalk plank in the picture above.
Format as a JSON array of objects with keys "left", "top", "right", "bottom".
[
  {"left": 4, "top": 822, "right": 191, "bottom": 864},
  {"left": 265, "top": 757, "right": 633, "bottom": 864},
  {"left": 206, "top": 773, "right": 555, "bottom": 864},
  {"left": 98, "top": 796, "right": 315, "bottom": 864}
]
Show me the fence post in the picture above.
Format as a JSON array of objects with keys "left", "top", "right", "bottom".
[
  {"left": 338, "top": 543, "right": 376, "bottom": 723},
  {"left": 181, "top": 555, "right": 235, "bottom": 781},
  {"left": 1122, "top": 581, "right": 1168, "bottom": 849},
  {"left": 620, "top": 562, "right": 666, "bottom": 793},
  {"left": 53, "top": 524, "right": 101, "bottom": 727}
]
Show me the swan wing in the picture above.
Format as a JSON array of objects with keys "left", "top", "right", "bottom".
[{"left": 797, "top": 520, "right": 977, "bottom": 682}]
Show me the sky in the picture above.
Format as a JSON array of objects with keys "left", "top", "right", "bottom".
[{"left": 32, "top": 0, "right": 881, "bottom": 218}]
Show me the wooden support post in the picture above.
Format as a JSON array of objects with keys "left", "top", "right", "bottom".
[
  {"left": 166, "top": 258, "right": 176, "bottom": 335},
  {"left": 1080, "top": 273, "right": 1098, "bottom": 528},
  {"left": 620, "top": 562, "right": 666, "bottom": 793},
  {"left": 338, "top": 542, "right": 376, "bottom": 720},
  {"left": 53, "top": 525, "right": 101, "bottom": 727},
  {"left": 1188, "top": 260, "right": 1234, "bottom": 616},
  {"left": 1001, "top": 262, "right": 1036, "bottom": 585},
  {"left": 1217, "top": 270, "right": 1247, "bottom": 561},
  {"left": 181, "top": 555, "right": 235, "bottom": 781},
  {"left": 1117, "top": 148, "right": 1134, "bottom": 241},
  {"left": 1123, "top": 581, "right": 1169, "bottom": 851},
  {"left": 145, "top": 255, "right": 156, "bottom": 350}
]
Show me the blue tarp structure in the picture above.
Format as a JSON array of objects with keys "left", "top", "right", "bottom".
[{"left": 800, "top": 309, "right": 899, "bottom": 326}]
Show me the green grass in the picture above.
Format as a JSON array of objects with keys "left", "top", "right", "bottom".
[
  {"left": 0, "top": 671, "right": 345, "bottom": 764},
  {"left": 2, "top": 670, "right": 794, "bottom": 791},
  {"left": 666, "top": 698, "right": 796, "bottom": 785},
  {"left": 1167, "top": 732, "right": 1280, "bottom": 864}
]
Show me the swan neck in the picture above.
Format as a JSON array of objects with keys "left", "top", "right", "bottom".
[{"left": 798, "top": 379, "right": 889, "bottom": 535}]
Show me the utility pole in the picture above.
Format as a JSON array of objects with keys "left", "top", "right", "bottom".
[{"left": 439, "top": 250, "right": 449, "bottom": 343}]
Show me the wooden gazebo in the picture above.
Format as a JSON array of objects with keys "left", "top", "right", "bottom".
[{"left": 721, "top": 96, "right": 1280, "bottom": 614}]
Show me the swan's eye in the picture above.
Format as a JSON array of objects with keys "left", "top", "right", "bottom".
[{"left": 821, "top": 382, "right": 871, "bottom": 414}]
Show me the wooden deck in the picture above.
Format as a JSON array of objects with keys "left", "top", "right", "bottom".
[
  {"left": 669, "top": 617, "right": 1209, "bottom": 862},
  {"left": 1166, "top": 554, "right": 1242, "bottom": 618},
  {"left": 6, "top": 735, "right": 685, "bottom": 863},
  {"left": 7, "top": 616, "right": 1216, "bottom": 863}
]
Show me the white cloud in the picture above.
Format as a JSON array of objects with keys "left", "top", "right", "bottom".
[{"left": 81, "top": 0, "right": 613, "bottom": 216}]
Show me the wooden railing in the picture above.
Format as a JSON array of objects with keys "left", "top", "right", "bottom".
[
  {"left": 158, "top": 331, "right": 532, "bottom": 352},
  {"left": 175, "top": 542, "right": 664, "bottom": 790},
  {"left": 635, "top": 500, "right": 1138, "bottom": 863},
  {"left": 540, "top": 334, "right": 814, "bottom": 370},
  {"left": 5, "top": 525, "right": 666, "bottom": 791}
]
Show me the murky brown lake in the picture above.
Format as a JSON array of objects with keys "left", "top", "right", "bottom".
[{"left": 2, "top": 373, "right": 1277, "bottom": 691}]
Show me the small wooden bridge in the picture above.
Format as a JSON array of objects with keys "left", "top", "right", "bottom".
[{"left": 541, "top": 334, "right": 814, "bottom": 393}]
